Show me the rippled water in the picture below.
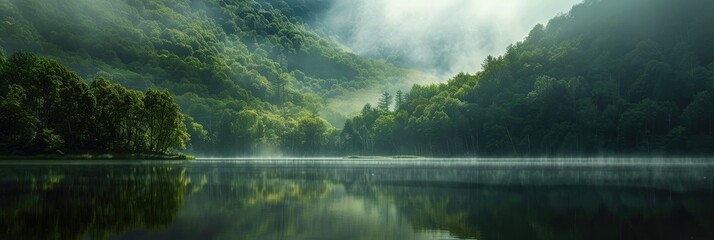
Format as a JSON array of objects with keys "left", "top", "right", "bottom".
[{"left": 1, "top": 158, "right": 713, "bottom": 240}]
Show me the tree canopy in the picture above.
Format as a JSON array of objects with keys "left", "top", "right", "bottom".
[
  {"left": 342, "top": 0, "right": 714, "bottom": 156},
  {"left": 0, "top": 0, "right": 418, "bottom": 156},
  {"left": 0, "top": 52, "right": 188, "bottom": 155},
  {"left": 2, "top": 0, "right": 714, "bottom": 157}
]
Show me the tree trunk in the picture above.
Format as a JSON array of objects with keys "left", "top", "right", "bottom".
[{"left": 505, "top": 127, "right": 517, "bottom": 155}]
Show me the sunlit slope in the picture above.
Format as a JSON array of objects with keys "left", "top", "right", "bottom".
[
  {"left": 0, "top": 0, "right": 428, "bottom": 155},
  {"left": 0, "top": 0, "right": 413, "bottom": 98},
  {"left": 343, "top": 0, "right": 714, "bottom": 156}
]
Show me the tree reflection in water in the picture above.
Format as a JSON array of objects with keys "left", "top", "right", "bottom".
[
  {"left": 124, "top": 162, "right": 714, "bottom": 240},
  {"left": 0, "top": 164, "right": 189, "bottom": 240},
  {"left": 1, "top": 161, "right": 713, "bottom": 240}
]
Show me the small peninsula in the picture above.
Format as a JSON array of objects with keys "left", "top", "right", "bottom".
[{"left": 0, "top": 52, "right": 190, "bottom": 159}]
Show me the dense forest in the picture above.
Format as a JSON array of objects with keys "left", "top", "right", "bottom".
[
  {"left": 343, "top": 0, "right": 714, "bottom": 156},
  {"left": 0, "top": 52, "right": 188, "bottom": 155},
  {"left": 2, "top": 0, "right": 714, "bottom": 157},
  {"left": 0, "top": 0, "right": 419, "bottom": 156}
]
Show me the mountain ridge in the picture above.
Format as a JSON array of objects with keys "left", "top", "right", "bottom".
[{"left": 0, "top": 0, "right": 426, "bottom": 156}]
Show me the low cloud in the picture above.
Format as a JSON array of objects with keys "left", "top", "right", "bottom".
[{"left": 321, "top": 0, "right": 582, "bottom": 78}]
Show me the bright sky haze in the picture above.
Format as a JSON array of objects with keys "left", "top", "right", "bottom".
[{"left": 322, "top": 0, "right": 582, "bottom": 78}]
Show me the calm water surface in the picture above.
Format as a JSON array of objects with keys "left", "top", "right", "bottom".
[{"left": 1, "top": 158, "right": 713, "bottom": 240}]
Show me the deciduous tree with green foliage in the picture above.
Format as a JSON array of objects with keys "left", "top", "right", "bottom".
[{"left": 0, "top": 52, "right": 189, "bottom": 156}]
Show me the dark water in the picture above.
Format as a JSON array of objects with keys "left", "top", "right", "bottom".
[{"left": 1, "top": 158, "right": 714, "bottom": 240}]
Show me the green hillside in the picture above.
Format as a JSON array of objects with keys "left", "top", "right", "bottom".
[
  {"left": 344, "top": 0, "right": 714, "bottom": 156},
  {"left": 0, "top": 0, "right": 417, "bottom": 156},
  {"left": 4, "top": 0, "right": 714, "bottom": 157}
]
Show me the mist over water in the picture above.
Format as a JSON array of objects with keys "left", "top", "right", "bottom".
[
  {"left": 3, "top": 158, "right": 713, "bottom": 239},
  {"left": 320, "top": 0, "right": 582, "bottom": 78}
]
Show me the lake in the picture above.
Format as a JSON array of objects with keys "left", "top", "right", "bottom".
[{"left": 1, "top": 158, "right": 713, "bottom": 240}]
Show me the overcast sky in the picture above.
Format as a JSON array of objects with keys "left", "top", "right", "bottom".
[{"left": 321, "top": 0, "right": 582, "bottom": 78}]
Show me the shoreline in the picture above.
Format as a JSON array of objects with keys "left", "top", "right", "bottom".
[{"left": 0, "top": 153, "right": 194, "bottom": 161}]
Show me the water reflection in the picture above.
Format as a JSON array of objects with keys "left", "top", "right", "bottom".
[
  {"left": 0, "top": 163, "right": 189, "bottom": 240},
  {"left": 1, "top": 160, "right": 713, "bottom": 239}
]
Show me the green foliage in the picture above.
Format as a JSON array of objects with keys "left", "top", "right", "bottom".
[
  {"left": 144, "top": 89, "right": 190, "bottom": 154},
  {"left": 0, "top": 49, "right": 6, "bottom": 71},
  {"left": 0, "top": 84, "right": 38, "bottom": 152},
  {"left": 294, "top": 114, "right": 330, "bottom": 154},
  {"left": 395, "top": 90, "right": 404, "bottom": 110},
  {"left": 37, "top": 128, "right": 64, "bottom": 153},
  {"left": 0, "top": 0, "right": 411, "bottom": 156},
  {"left": 0, "top": 52, "right": 189, "bottom": 155},
  {"left": 185, "top": 116, "right": 212, "bottom": 152},
  {"left": 377, "top": 92, "right": 393, "bottom": 112},
  {"left": 6, "top": 0, "right": 712, "bottom": 156},
  {"left": 344, "top": 0, "right": 714, "bottom": 156}
]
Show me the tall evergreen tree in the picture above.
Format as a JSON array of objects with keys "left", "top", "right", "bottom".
[
  {"left": 378, "top": 92, "right": 393, "bottom": 112},
  {"left": 395, "top": 90, "right": 404, "bottom": 110}
]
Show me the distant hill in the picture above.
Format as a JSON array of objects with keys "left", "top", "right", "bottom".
[
  {"left": 343, "top": 0, "right": 714, "bottom": 156},
  {"left": 0, "top": 0, "right": 424, "bottom": 156}
]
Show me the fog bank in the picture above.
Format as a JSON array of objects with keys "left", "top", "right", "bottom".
[{"left": 322, "top": 0, "right": 581, "bottom": 78}]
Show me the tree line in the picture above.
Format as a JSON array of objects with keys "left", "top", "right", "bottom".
[
  {"left": 3, "top": 0, "right": 714, "bottom": 157},
  {"left": 340, "top": 0, "right": 714, "bottom": 156},
  {"left": 0, "top": 52, "right": 188, "bottom": 155},
  {"left": 0, "top": 0, "right": 417, "bottom": 156}
]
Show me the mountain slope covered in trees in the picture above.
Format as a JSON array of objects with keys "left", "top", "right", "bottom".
[
  {"left": 343, "top": 0, "right": 714, "bottom": 156},
  {"left": 4, "top": 0, "right": 714, "bottom": 157},
  {"left": 0, "top": 0, "right": 419, "bottom": 156}
]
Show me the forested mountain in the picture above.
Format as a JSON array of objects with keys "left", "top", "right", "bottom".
[
  {"left": 4, "top": 0, "right": 714, "bottom": 157},
  {"left": 344, "top": 0, "right": 714, "bottom": 156},
  {"left": 0, "top": 0, "right": 417, "bottom": 156}
]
